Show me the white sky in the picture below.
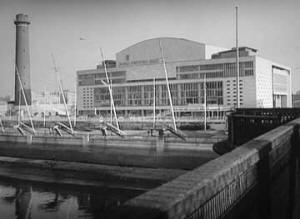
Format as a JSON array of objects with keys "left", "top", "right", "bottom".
[{"left": 0, "top": 0, "right": 300, "bottom": 97}]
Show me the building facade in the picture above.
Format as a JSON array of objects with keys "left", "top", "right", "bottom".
[
  {"left": 29, "top": 90, "right": 75, "bottom": 117},
  {"left": 292, "top": 93, "right": 300, "bottom": 108},
  {"left": 76, "top": 37, "right": 292, "bottom": 117}
]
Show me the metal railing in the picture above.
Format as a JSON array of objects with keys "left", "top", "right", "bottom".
[{"left": 228, "top": 108, "right": 300, "bottom": 146}]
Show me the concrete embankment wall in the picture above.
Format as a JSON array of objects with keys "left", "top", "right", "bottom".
[
  {"left": 118, "top": 118, "right": 300, "bottom": 219},
  {"left": 0, "top": 132, "right": 218, "bottom": 150},
  {"left": 2, "top": 119, "right": 211, "bottom": 131},
  {"left": 0, "top": 156, "right": 186, "bottom": 191},
  {"left": 0, "top": 134, "right": 217, "bottom": 170}
]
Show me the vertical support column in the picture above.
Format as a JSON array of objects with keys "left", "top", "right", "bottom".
[
  {"left": 287, "top": 124, "right": 299, "bottom": 219},
  {"left": 158, "top": 85, "right": 162, "bottom": 106},
  {"left": 256, "top": 142, "right": 272, "bottom": 219},
  {"left": 125, "top": 86, "right": 128, "bottom": 107},
  {"left": 197, "top": 82, "right": 201, "bottom": 105},
  {"left": 141, "top": 85, "right": 145, "bottom": 106},
  {"left": 178, "top": 83, "right": 182, "bottom": 105},
  {"left": 228, "top": 114, "right": 235, "bottom": 147}
]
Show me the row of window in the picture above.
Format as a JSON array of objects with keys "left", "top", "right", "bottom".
[
  {"left": 178, "top": 69, "right": 253, "bottom": 79},
  {"left": 78, "top": 71, "right": 126, "bottom": 80},
  {"left": 177, "top": 62, "right": 254, "bottom": 72},
  {"left": 92, "top": 81, "right": 224, "bottom": 107}
]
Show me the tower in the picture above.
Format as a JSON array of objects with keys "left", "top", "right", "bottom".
[{"left": 14, "top": 14, "right": 31, "bottom": 105}]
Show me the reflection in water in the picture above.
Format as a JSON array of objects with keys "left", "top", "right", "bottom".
[
  {"left": 0, "top": 177, "right": 141, "bottom": 219},
  {"left": 15, "top": 186, "right": 32, "bottom": 219},
  {"left": 2, "top": 185, "right": 32, "bottom": 219},
  {"left": 37, "top": 193, "right": 65, "bottom": 212}
]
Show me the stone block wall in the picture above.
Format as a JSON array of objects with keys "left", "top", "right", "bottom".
[{"left": 120, "top": 118, "right": 300, "bottom": 219}]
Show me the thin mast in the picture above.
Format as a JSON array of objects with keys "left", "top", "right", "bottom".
[
  {"left": 0, "top": 117, "right": 4, "bottom": 133},
  {"left": 51, "top": 54, "right": 73, "bottom": 133},
  {"left": 153, "top": 77, "right": 156, "bottom": 129},
  {"left": 236, "top": 6, "right": 240, "bottom": 108},
  {"left": 43, "top": 89, "right": 46, "bottom": 127},
  {"left": 16, "top": 65, "right": 35, "bottom": 132},
  {"left": 18, "top": 86, "right": 21, "bottom": 124},
  {"left": 100, "top": 48, "right": 120, "bottom": 130},
  {"left": 74, "top": 84, "right": 77, "bottom": 126},
  {"left": 110, "top": 74, "right": 113, "bottom": 124},
  {"left": 159, "top": 40, "right": 177, "bottom": 131},
  {"left": 204, "top": 74, "right": 207, "bottom": 131}
]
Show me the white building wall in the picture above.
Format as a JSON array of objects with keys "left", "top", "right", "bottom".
[
  {"left": 123, "top": 59, "right": 203, "bottom": 81},
  {"left": 122, "top": 63, "right": 174, "bottom": 81},
  {"left": 223, "top": 76, "right": 256, "bottom": 108},
  {"left": 241, "top": 76, "right": 257, "bottom": 107},
  {"left": 272, "top": 65, "right": 292, "bottom": 107},
  {"left": 77, "top": 86, "right": 84, "bottom": 111},
  {"left": 255, "top": 57, "right": 273, "bottom": 108}
]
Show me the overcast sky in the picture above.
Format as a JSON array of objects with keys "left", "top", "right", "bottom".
[{"left": 0, "top": 0, "right": 299, "bottom": 98}]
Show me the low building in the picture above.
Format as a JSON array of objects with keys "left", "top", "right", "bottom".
[
  {"left": 76, "top": 37, "right": 292, "bottom": 118},
  {"left": 29, "top": 90, "right": 75, "bottom": 117}
]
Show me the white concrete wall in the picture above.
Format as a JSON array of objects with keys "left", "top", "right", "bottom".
[
  {"left": 223, "top": 76, "right": 256, "bottom": 108},
  {"left": 123, "top": 60, "right": 200, "bottom": 81},
  {"left": 255, "top": 57, "right": 292, "bottom": 108},
  {"left": 255, "top": 57, "right": 273, "bottom": 108},
  {"left": 241, "top": 76, "right": 257, "bottom": 107}
]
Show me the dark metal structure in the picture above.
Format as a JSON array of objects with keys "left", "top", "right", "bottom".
[{"left": 228, "top": 108, "right": 300, "bottom": 146}]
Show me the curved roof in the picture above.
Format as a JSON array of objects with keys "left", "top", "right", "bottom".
[
  {"left": 116, "top": 37, "right": 207, "bottom": 64},
  {"left": 118, "top": 37, "right": 205, "bottom": 54}
]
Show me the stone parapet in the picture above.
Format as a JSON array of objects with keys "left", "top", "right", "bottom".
[{"left": 121, "top": 118, "right": 300, "bottom": 219}]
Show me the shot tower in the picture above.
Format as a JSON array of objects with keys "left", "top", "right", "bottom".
[{"left": 14, "top": 14, "right": 31, "bottom": 105}]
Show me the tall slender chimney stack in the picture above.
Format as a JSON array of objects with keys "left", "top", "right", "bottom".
[{"left": 14, "top": 14, "right": 31, "bottom": 105}]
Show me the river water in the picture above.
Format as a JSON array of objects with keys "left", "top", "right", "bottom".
[{"left": 0, "top": 177, "right": 142, "bottom": 219}]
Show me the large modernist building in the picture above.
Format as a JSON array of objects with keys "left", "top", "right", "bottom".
[{"left": 76, "top": 37, "right": 292, "bottom": 117}]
